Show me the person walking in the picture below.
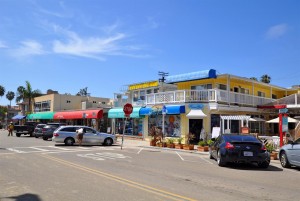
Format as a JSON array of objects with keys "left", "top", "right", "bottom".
[
  {"left": 8, "top": 122, "right": 14, "bottom": 136},
  {"left": 76, "top": 127, "right": 85, "bottom": 146}
]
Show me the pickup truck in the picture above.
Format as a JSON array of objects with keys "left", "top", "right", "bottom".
[{"left": 14, "top": 122, "right": 38, "bottom": 137}]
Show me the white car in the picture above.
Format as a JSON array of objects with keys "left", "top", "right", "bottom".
[{"left": 52, "top": 125, "right": 116, "bottom": 146}]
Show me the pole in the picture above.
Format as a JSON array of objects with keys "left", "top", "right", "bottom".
[
  {"left": 162, "top": 113, "right": 165, "bottom": 139},
  {"left": 121, "top": 117, "right": 127, "bottom": 150},
  {"left": 279, "top": 113, "right": 283, "bottom": 147}
]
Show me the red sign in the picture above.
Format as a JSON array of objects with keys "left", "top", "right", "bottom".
[{"left": 123, "top": 103, "right": 133, "bottom": 117}]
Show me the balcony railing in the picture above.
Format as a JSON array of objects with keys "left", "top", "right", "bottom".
[{"left": 143, "top": 89, "right": 273, "bottom": 107}]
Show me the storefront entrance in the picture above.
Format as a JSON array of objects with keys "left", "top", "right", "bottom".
[{"left": 189, "top": 119, "right": 203, "bottom": 144}]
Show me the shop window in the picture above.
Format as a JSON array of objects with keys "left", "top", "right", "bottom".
[{"left": 148, "top": 115, "right": 181, "bottom": 137}]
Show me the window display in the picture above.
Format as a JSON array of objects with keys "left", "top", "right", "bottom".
[{"left": 148, "top": 115, "right": 181, "bottom": 137}]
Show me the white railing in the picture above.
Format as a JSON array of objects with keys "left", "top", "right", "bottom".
[
  {"left": 144, "top": 89, "right": 273, "bottom": 106},
  {"left": 295, "top": 122, "right": 300, "bottom": 140}
]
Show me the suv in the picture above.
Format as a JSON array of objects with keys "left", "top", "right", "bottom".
[
  {"left": 42, "top": 123, "right": 66, "bottom": 141},
  {"left": 52, "top": 125, "right": 116, "bottom": 146},
  {"left": 33, "top": 124, "right": 46, "bottom": 138}
]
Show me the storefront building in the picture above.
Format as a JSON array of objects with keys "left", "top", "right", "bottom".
[{"left": 115, "top": 69, "right": 299, "bottom": 143}]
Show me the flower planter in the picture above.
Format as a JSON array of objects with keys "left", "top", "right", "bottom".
[
  {"left": 183, "top": 144, "right": 194, "bottom": 150},
  {"left": 270, "top": 152, "right": 278, "bottom": 160},
  {"left": 197, "top": 146, "right": 209, "bottom": 152},
  {"left": 150, "top": 140, "right": 156, "bottom": 146},
  {"left": 175, "top": 144, "right": 183, "bottom": 149},
  {"left": 167, "top": 143, "right": 175, "bottom": 148}
]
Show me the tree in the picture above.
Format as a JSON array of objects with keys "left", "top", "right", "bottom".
[
  {"left": 0, "top": 85, "right": 5, "bottom": 98},
  {"left": 249, "top": 77, "right": 258, "bottom": 81},
  {"left": 76, "top": 87, "right": 90, "bottom": 96},
  {"left": 16, "top": 81, "right": 42, "bottom": 113},
  {"left": 260, "top": 74, "right": 271, "bottom": 84},
  {"left": 6, "top": 91, "right": 15, "bottom": 106}
]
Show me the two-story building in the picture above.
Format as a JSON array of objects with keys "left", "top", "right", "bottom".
[{"left": 109, "top": 69, "right": 299, "bottom": 143}]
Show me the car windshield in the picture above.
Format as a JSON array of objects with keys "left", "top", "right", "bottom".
[{"left": 224, "top": 135, "right": 259, "bottom": 143}]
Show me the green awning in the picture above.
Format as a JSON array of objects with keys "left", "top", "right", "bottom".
[
  {"left": 27, "top": 112, "right": 55, "bottom": 120},
  {"left": 108, "top": 107, "right": 141, "bottom": 118}
]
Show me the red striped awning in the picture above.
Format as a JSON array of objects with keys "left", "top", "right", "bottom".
[{"left": 54, "top": 109, "right": 103, "bottom": 119}]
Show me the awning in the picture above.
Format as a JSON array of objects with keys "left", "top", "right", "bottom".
[
  {"left": 12, "top": 114, "right": 26, "bottom": 120},
  {"left": 54, "top": 109, "right": 103, "bottom": 120},
  {"left": 220, "top": 115, "right": 251, "bottom": 120},
  {"left": 27, "top": 112, "right": 55, "bottom": 120},
  {"left": 139, "top": 107, "right": 152, "bottom": 116},
  {"left": 266, "top": 117, "right": 299, "bottom": 123},
  {"left": 249, "top": 117, "right": 265, "bottom": 122},
  {"left": 186, "top": 109, "right": 207, "bottom": 119},
  {"left": 165, "top": 105, "right": 185, "bottom": 114},
  {"left": 108, "top": 107, "right": 141, "bottom": 118}
]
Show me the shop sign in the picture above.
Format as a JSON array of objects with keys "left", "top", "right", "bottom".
[{"left": 188, "top": 103, "right": 203, "bottom": 110}]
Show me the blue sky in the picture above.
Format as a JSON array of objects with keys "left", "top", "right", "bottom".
[{"left": 0, "top": 0, "right": 299, "bottom": 106}]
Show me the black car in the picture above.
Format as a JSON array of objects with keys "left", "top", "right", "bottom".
[
  {"left": 33, "top": 124, "right": 46, "bottom": 138},
  {"left": 209, "top": 134, "right": 270, "bottom": 168},
  {"left": 42, "top": 123, "right": 66, "bottom": 141}
]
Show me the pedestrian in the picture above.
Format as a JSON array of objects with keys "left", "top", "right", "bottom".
[
  {"left": 76, "top": 127, "right": 85, "bottom": 146},
  {"left": 8, "top": 122, "right": 14, "bottom": 136}
]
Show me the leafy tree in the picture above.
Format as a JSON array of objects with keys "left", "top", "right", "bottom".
[
  {"left": 76, "top": 87, "right": 90, "bottom": 96},
  {"left": 249, "top": 77, "right": 258, "bottom": 81},
  {"left": 0, "top": 85, "right": 5, "bottom": 98},
  {"left": 260, "top": 74, "right": 271, "bottom": 84},
  {"left": 6, "top": 91, "right": 15, "bottom": 106},
  {"left": 16, "top": 81, "right": 42, "bottom": 113}
]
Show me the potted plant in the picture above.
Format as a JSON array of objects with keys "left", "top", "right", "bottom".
[
  {"left": 197, "top": 140, "right": 209, "bottom": 152},
  {"left": 175, "top": 137, "right": 183, "bottom": 149},
  {"left": 166, "top": 138, "right": 175, "bottom": 148},
  {"left": 183, "top": 132, "right": 195, "bottom": 150},
  {"left": 150, "top": 136, "right": 156, "bottom": 146},
  {"left": 266, "top": 143, "right": 278, "bottom": 160}
]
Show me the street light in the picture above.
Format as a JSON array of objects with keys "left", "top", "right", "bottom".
[{"left": 158, "top": 71, "right": 169, "bottom": 140}]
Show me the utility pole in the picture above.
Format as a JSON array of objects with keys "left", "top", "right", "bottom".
[{"left": 158, "top": 71, "right": 169, "bottom": 140}]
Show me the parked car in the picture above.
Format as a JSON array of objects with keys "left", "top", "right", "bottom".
[
  {"left": 42, "top": 123, "right": 66, "bottom": 141},
  {"left": 33, "top": 124, "right": 46, "bottom": 138},
  {"left": 52, "top": 125, "right": 116, "bottom": 146},
  {"left": 279, "top": 137, "right": 300, "bottom": 168},
  {"left": 209, "top": 134, "right": 270, "bottom": 168},
  {"left": 14, "top": 121, "right": 38, "bottom": 137}
]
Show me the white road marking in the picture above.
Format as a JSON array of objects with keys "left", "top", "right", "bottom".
[
  {"left": 77, "top": 152, "right": 131, "bottom": 161},
  {"left": 176, "top": 152, "right": 185, "bottom": 161},
  {"left": 137, "top": 148, "right": 144, "bottom": 154},
  {"left": 29, "top": 147, "right": 49, "bottom": 151}
]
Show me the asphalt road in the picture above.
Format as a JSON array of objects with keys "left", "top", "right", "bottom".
[{"left": 0, "top": 130, "right": 299, "bottom": 201}]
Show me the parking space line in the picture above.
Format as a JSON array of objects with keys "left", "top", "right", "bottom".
[
  {"left": 30, "top": 147, "right": 49, "bottom": 151},
  {"left": 176, "top": 152, "right": 184, "bottom": 161},
  {"left": 137, "top": 148, "right": 143, "bottom": 154}
]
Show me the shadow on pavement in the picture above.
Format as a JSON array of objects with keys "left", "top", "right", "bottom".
[
  {"left": 4, "top": 193, "right": 41, "bottom": 201},
  {"left": 224, "top": 163, "right": 283, "bottom": 171}
]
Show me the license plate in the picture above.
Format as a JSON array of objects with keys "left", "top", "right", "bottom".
[{"left": 243, "top": 151, "right": 253, "bottom": 156}]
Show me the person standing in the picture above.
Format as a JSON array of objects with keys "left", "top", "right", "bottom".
[
  {"left": 76, "top": 127, "right": 85, "bottom": 146},
  {"left": 8, "top": 122, "right": 14, "bottom": 136}
]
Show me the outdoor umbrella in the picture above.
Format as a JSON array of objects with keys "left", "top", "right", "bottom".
[{"left": 266, "top": 117, "right": 299, "bottom": 123}]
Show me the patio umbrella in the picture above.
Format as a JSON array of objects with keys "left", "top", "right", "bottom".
[{"left": 266, "top": 117, "right": 299, "bottom": 123}]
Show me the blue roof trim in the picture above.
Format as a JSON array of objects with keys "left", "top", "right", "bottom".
[
  {"left": 139, "top": 107, "right": 152, "bottom": 116},
  {"left": 166, "top": 69, "right": 217, "bottom": 83},
  {"left": 166, "top": 105, "right": 185, "bottom": 114}
]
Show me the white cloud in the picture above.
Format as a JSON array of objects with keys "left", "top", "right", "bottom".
[
  {"left": 0, "top": 40, "right": 7, "bottom": 48},
  {"left": 12, "top": 40, "right": 45, "bottom": 57},
  {"left": 265, "top": 23, "right": 288, "bottom": 39},
  {"left": 52, "top": 27, "right": 148, "bottom": 60}
]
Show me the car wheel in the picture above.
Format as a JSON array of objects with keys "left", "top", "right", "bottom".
[
  {"left": 65, "top": 137, "right": 75, "bottom": 146},
  {"left": 43, "top": 136, "right": 48, "bottom": 141},
  {"left": 217, "top": 150, "right": 226, "bottom": 167},
  {"left": 258, "top": 161, "right": 270, "bottom": 168},
  {"left": 104, "top": 138, "right": 113, "bottom": 146},
  {"left": 16, "top": 133, "right": 21, "bottom": 137},
  {"left": 280, "top": 151, "right": 291, "bottom": 168},
  {"left": 209, "top": 148, "right": 214, "bottom": 159}
]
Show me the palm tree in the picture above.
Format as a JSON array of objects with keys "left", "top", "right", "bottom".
[
  {"left": 0, "top": 85, "right": 5, "bottom": 98},
  {"left": 76, "top": 87, "right": 89, "bottom": 96},
  {"left": 6, "top": 91, "right": 15, "bottom": 106},
  {"left": 16, "top": 81, "right": 42, "bottom": 113},
  {"left": 260, "top": 74, "right": 271, "bottom": 84}
]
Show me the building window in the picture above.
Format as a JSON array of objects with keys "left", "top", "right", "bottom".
[
  {"left": 191, "top": 84, "right": 212, "bottom": 90},
  {"left": 140, "top": 90, "right": 145, "bottom": 100},
  {"left": 216, "top": 84, "right": 227, "bottom": 90},
  {"left": 66, "top": 100, "right": 71, "bottom": 103},
  {"left": 34, "top": 100, "right": 51, "bottom": 112},
  {"left": 240, "top": 88, "right": 249, "bottom": 94},
  {"left": 272, "top": 94, "right": 277, "bottom": 99},
  {"left": 153, "top": 88, "right": 159, "bottom": 93},
  {"left": 257, "top": 91, "right": 265, "bottom": 97},
  {"left": 93, "top": 101, "right": 97, "bottom": 103},
  {"left": 146, "top": 89, "right": 152, "bottom": 94},
  {"left": 133, "top": 91, "right": 139, "bottom": 102}
]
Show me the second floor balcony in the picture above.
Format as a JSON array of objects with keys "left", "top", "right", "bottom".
[{"left": 142, "top": 89, "right": 273, "bottom": 107}]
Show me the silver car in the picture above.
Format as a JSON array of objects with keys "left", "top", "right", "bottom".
[
  {"left": 279, "top": 137, "right": 300, "bottom": 168},
  {"left": 52, "top": 126, "right": 116, "bottom": 146}
]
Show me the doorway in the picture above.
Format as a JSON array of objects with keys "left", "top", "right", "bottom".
[{"left": 189, "top": 119, "right": 203, "bottom": 144}]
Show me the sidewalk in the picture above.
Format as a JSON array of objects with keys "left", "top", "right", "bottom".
[{"left": 118, "top": 138, "right": 209, "bottom": 155}]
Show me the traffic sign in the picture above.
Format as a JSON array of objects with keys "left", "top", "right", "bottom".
[
  {"left": 279, "top": 108, "right": 288, "bottom": 114},
  {"left": 123, "top": 103, "right": 133, "bottom": 117}
]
